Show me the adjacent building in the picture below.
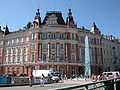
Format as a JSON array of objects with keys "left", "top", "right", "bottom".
[{"left": 0, "top": 9, "right": 120, "bottom": 77}]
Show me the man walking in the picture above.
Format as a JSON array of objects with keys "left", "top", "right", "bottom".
[
  {"left": 29, "top": 72, "right": 33, "bottom": 87},
  {"left": 40, "top": 74, "right": 45, "bottom": 87}
]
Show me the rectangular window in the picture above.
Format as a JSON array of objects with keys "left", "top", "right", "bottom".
[
  {"left": 81, "top": 37, "right": 85, "bottom": 43},
  {"left": 50, "top": 33, "right": 55, "bottom": 39},
  {"left": 42, "top": 33, "right": 48, "bottom": 39},
  {"left": 72, "top": 55, "right": 75, "bottom": 62},
  {"left": 60, "top": 44, "right": 64, "bottom": 50},
  {"left": 60, "top": 54, "right": 64, "bottom": 60},
  {"left": 72, "top": 33, "right": 75, "bottom": 40},
  {"left": 51, "top": 44, "right": 55, "bottom": 49},
  {"left": 32, "top": 33, "right": 35, "bottom": 40},
  {"left": 56, "top": 33, "right": 59, "bottom": 39},
  {"left": 32, "top": 54, "right": 35, "bottom": 62},
  {"left": 60, "top": 33, "right": 65, "bottom": 39},
  {"left": 72, "top": 66, "right": 75, "bottom": 75},
  {"left": 72, "top": 44, "right": 75, "bottom": 50},
  {"left": 23, "top": 37, "right": 26, "bottom": 43},
  {"left": 32, "top": 44, "right": 36, "bottom": 50},
  {"left": 43, "top": 44, "right": 47, "bottom": 50}
]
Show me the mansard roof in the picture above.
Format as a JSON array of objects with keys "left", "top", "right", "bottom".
[{"left": 42, "top": 11, "right": 65, "bottom": 25}]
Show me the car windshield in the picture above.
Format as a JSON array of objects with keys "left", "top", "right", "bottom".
[
  {"left": 52, "top": 73, "right": 60, "bottom": 76},
  {"left": 108, "top": 73, "right": 112, "bottom": 75}
]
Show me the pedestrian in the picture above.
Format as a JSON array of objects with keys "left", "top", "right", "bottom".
[
  {"left": 75, "top": 74, "right": 79, "bottom": 81},
  {"left": 64, "top": 74, "right": 67, "bottom": 80},
  {"left": 29, "top": 72, "right": 33, "bottom": 87},
  {"left": 91, "top": 74, "right": 97, "bottom": 82},
  {"left": 104, "top": 74, "right": 110, "bottom": 88},
  {"left": 40, "top": 74, "right": 45, "bottom": 87},
  {"left": 80, "top": 74, "right": 83, "bottom": 78},
  {"left": 114, "top": 73, "right": 119, "bottom": 81},
  {"left": 60, "top": 75, "right": 64, "bottom": 82},
  {"left": 96, "top": 74, "right": 102, "bottom": 87},
  {"left": 91, "top": 74, "right": 97, "bottom": 87},
  {"left": 105, "top": 74, "right": 110, "bottom": 80},
  {"left": 97, "top": 74, "right": 103, "bottom": 81},
  {"left": 71, "top": 75, "right": 73, "bottom": 81}
]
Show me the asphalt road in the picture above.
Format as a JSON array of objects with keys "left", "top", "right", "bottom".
[{"left": 0, "top": 79, "right": 92, "bottom": 90}]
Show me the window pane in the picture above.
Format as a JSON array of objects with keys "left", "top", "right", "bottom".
[{"left": 51, "top": 44, "right": 55, "bottom": 49}]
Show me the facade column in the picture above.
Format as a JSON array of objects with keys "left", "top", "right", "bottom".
[
  {"left": 67, "top": 43, "right": 71, "bottom": 62},
  {"left": 100, "top": 48, "right": 103, "bottom": 64},
  {"left": 39, "top": 43, "right": 42, "bottom": 61},
  {"left": 56, "top": 43, "right": 59, "bottom": 61},
  {"left": 76, "top": 44, "right": 79, "bottom": 63},
  {"left": 47, "top": 43, "right": 50, "bottom": 61},
  {"left": 79, "top": 46, "right": 81, "bottom": 63},
  {"left": 65, "top": 43, "right": 68, "bottom": 61},
  {"left": 95, "top": 47, "right": 98, "bottom": 64},
  {"left": 28, "top": 44, "right": 32, "bottom": 62},
  {"left": 36, "top": 43, "right": 39, "bottom": 62}
]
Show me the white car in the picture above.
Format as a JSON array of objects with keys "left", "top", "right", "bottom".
[{"left": 102, "top": 71, "right": 120, "bottom": 78}]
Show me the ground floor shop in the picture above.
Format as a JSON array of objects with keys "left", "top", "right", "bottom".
[{"left": 0, "top": 63, "right": 103, "bottom": 77}]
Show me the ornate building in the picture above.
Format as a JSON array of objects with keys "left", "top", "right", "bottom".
[{"left": 0, "top": 9, "right": 120, "bottom": 77}]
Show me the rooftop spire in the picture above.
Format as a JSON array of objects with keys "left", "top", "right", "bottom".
[
  {"left": 66, "top": 9, "right": 76, "bottom": 28},
  {"left": 91, "top": 22, "right": 101, "bottom": 35},
  {"left": 92, "top": 22, "right": 97, "bottom": 29},
  {"left": 32, "top": 9, "right": 41, "bottom": 28},
  {"left": 68, "top": 8, "right": 72, "bottom": 16},
  {"left": 36, "top": 9, "right": 40, "bottom": 17}
]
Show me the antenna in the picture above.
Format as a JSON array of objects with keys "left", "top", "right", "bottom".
[
  {"left": 68, "top": 0, "right": 71, "bottom": 9},
  {"left": 53, "top": 0, "right": 55, "bottom": 11},
  {"left": 37, "top": 0, "right": 39, "bottom": 9},
  {"left": 6, "top": 21, "right": 8, "bottom": 26}
]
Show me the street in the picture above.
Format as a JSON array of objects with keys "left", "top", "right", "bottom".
[{"left": 0, "top": 79, "right": 92, "bottom": 90}]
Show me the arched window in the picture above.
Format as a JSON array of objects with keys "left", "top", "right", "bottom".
[
  {"left": 43, "top": 54, "right": 46, "bottom": 61},
  {"left": 51, "top": 54, "right": 55, "bottom": 60}
]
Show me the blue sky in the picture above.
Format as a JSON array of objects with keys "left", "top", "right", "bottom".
[{"left": 0, "top": 0, "right": 120, "bottom": 38}]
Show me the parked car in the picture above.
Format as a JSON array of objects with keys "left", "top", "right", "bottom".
[{"left": 102, "top": 71, "right": 120, "bottom": 79}]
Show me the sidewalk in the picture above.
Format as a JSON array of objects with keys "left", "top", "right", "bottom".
[
  {"left": 0, "top": 79, "right": 92, "bottom": 90},
  {"left": 0, "top": 78, "right": 92, "bottom": 89}
]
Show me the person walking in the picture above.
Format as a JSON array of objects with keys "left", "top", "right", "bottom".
[
  {"left": 29, "top": 72, "right": 33, "bottom": 87},
  {"left": 114, "top": 73, "right": 119, "bottom": 81},
  {"left": 91, "top": 74, "right": 97, "bottom": 87},
  {"left": 104, "top": 74, "right": 110, "bottom": 88},
  {"left": 105, "top": 74, "right": 110, "bottom": 80},
  {"left": 96, "top": 74, "right": 102, "bottom": 87},
  {"left": 40, "top": 74, "right": 45, "bottom": 87},
  {"left": 91, "top": 74, "right": 97, "bottom": 82}
]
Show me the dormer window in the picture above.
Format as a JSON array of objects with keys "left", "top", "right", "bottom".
[{"left": 47, "top": 14, "right": 58, "bottom": 24}]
